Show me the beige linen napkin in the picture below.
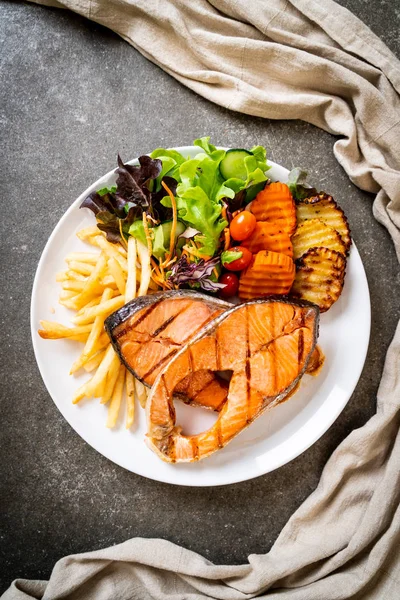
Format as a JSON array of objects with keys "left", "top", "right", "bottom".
[{"left": 5, "top": 0, "right": 400, "bottom": 598}]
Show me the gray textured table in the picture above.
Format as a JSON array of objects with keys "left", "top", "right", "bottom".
[{"left": 1, "top": 0, "right": 399, "bottom": 593}]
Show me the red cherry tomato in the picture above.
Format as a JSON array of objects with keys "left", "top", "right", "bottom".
[
  {"left": 222, "top": 246, "right": 252, "bottom": 271},
  {"left": 219, "top": 273, "right": 239, "bottom": 298},
  {"left": 230, "top": 211, "right": 256, "bottom": 241}
]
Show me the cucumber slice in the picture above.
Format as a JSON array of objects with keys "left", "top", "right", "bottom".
[
  {"left": 219, "top": 149, "right": 252, "bottom": 181},
  {"left": 152, "top": 220, "right": 185, "bottom": 259}
]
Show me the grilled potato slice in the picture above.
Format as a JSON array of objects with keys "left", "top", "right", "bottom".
[
  {"left": 296, "top": 194, "right": 351, "bottom": 252},
  {"left": 291, "top": 218, "right": 346, "bottom": 260},
  {"left": 291, "top": 247, "right": 346, "bottom": 312}
]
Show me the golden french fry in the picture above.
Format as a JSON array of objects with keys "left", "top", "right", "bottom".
[
  {"left": 68, "top": 261, "right": 94, "bottom": 276},
  {"left": 56, "top": 271, "right": 69, "bottom": 282},
  {"left": 72, "top": 295, "right": 125, "bottom": 326},
  {"left": 65, "top": 271, "right": 88, "bottom": 282},
  {"left": 59, "top": 290, "right": 77, "bottom": 300},
  {"left": 106, "top": 365, "right": 125, "bottom": 428},
  {"left": 125, "top": 371, "right": 135, "bottom": 428},
  {"left": 76, "top": 296, "right": 102, "bottom": 316},
  {"left": 62, "top": 280, "right": 87, "bottom": 292},
  {"left": 59, "top": 298, "right": 82, "bottom": 310},
  {"left": 102, "top": 275, "right": 118, "bottom": 288},
  {"left": 72, "top": 380, "right": 91, "bottom": 404},
  {"left": 108, "top": 257, "right": 126, "bottom": 296},
  {"left": 137, "top": 240, "right": 151, "bottom": 297},
  {"left": 84, "top": 344, "right": 116, "bottom": 398},
  {"left": 93, "top": 236, "right": 128, "bottom": 272},
  {"left": 65, "top": 252, "right": 99, "bottom": 264},
  {"left": 83, "top": 350, "right": 106, "bottom": 372},
  {"left": 38, "top": 322, "right": 93, "bottom": 339},
  {"left": 71, "top": 254, "right": 108, "bottom": 310},
  {"left": 125, "top": 236, "right": 137, "bottom": 302},
  {"left": 117, "top": 245, "right": 127, "bottom": 257},
  {"left": 67, "top": 334, "right": 89, "bottom": 343},
  {"left": 76, "top": 226, "right": 100, "bottom": 240},
  {"left": 101, "top": 354, "right": 122, "bottom": 404},
  {"left": 135, "top": 378, "right": 148, "bottom": 409},
  {"left": 70, "top": 288, "right": 113, "bottom": 374}
]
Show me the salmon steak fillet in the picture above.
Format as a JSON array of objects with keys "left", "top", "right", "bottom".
[
  {"left": 145, "top": 297, "right": 319, "bottom": 463},
  {"left": 105, "top": 291, "right": 231, "bottom": 411}
]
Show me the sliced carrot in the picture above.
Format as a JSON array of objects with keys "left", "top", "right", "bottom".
[
  {"left": 238, "top": 250, "right": 295, "bottom": 299},
  {"left": 241, "top": 222, "right": 293, "bottom": 258},
  {"left": 250, "top": 182, "right": 296, "bottom": 236}
]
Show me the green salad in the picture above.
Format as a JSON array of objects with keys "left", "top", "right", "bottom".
[{"left": 80, "top": 137, "right": 272, "bottom": 293}]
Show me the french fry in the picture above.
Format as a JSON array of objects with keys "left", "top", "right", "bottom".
[
  {"left": 71, "top": 254, "right": 108, "bottom": 310},
  {"left": 76, "top": 296, "right": 102, "bottom": 315},
  {"left": 70, "top": 288, "right": 114, "bottom": 374},
  {"left": 65, "top": 252, "right": 99, "bottom": 264},
  {"left": 106, "top": 365, "right": 125, "bottom": 428},
  {"left": 93, "top": 236, "right": 128, "bottom": 272},
  {"left": 65, "top": 271, "right": 88, "bottom": 282},
  {"left": 102, "top": 275, "right": 118, "bottom": 288},
  {"left": 59, "top": 290, "right": 77, "bottom": 300},
  {"left": 56, "top": 272, "right": 69, "bottom": 282},
  {"left": 72, "top": 295, "right": 125, "bottom": 326},
  {"left": 125, "top": 371, "right": 135, "bottom": 428},
  {"left": 125, "top": 236, "right": 137, "bottom": 302},
  {"left": 101, "top": 354, "right": 122, "bottom": 404},
  {"left": 137, "top": 240, "right": 151, "bottom": 297},
  {"left": 62, "top": 281, "right": 87, "bottom": 292},
  {"left": 72, "top": 380, "right": 91, "bottom": 404},
  {"left": 108, "top": 257, "right": 126, "bottom": 296},
  {"left": 83, "top": 350, "right": 106, "bottom": 373},
  {"left": 135, "top": 378, "right": 148, "bottom": 409},
  {"left": 68, "top": 261, "right": 94, "bottom": 276},
  {"left": 38, "top": 322, "right": 93, "bottom": 339},
  {"left": 84, "top": 344, "right": 116, "bottom": 398},
  {"left": 76, "top": 226, "right": 100, "bottom": 241}
]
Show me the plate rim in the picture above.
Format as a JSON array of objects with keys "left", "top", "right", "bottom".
[{"left": 30, "top": 146, "right": 371, "bottom": 486}]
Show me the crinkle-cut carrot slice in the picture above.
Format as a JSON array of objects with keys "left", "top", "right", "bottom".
[
  {"left": 241, "top": 222, "right": 293, "bottom": 258},
  {"left": 250, "top": 182, "right": 296, "bottom": 235},
  {"left": 238, "top": 250, "right": 295, "bottom": 299}
]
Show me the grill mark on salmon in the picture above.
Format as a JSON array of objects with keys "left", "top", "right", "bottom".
[
  {"left": 146, "top": 297, "right": 320, "bottom": 463},
  {"left": 113, "top": 298, "right": 164, "bottom": 340},
  {"left": 150, "top": 314, "right": 179, "bottom": 338},
  {"left": 142, "top": 349, "right": 180, "bottom": 381},
  {"left": 297, "top": 328, "right": 304, "bottom": 365}
]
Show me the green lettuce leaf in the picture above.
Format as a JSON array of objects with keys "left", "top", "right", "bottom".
[{"left": 221, "top": 249, "right": 243, "bottom": 265}]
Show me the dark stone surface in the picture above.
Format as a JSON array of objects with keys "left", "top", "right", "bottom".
[{"left": 1, "top": 0, "right": 399, "bottom": 593}]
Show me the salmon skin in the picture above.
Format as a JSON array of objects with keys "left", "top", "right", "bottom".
[
  {"left": 104, "top": 291, "right": 232, "bottom": 411},
  {"left": 146, "top": 296, "right": 319, "bottom": 463}
]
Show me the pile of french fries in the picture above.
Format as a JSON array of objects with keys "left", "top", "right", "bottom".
[{"left": 38, "top": 226, "right": 156, "bottom": 428}]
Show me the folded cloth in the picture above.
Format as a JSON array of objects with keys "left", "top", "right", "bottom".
[{"left": 5, "top": 1, "right": 400, "bottom": 598}]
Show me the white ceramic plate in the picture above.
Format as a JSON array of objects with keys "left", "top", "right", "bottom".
[{"left": 31, "top": 146, "right": 371, "bottom": 486}]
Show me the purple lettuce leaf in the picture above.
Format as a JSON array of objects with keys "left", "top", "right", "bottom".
[{"left": 168, "top": 255, "right": 226, "bottom": 292}]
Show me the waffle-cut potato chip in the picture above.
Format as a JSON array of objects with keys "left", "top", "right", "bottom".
[
  {"left": 296, "top": 194, "right": 351, "bottom": 252},
  {"left": 291, "top": 247, "right": 346, "bottom": 312},
  {"left": 291, "top": 218, "right": 346, "bottom": 260}
]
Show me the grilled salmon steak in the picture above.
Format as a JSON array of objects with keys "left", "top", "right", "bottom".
[
  {"left": 105, "top": 291, "right": 231, "bottom": 411},
  {"left": 146, "top": 297, "right": 319, "bottom": 463}
]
